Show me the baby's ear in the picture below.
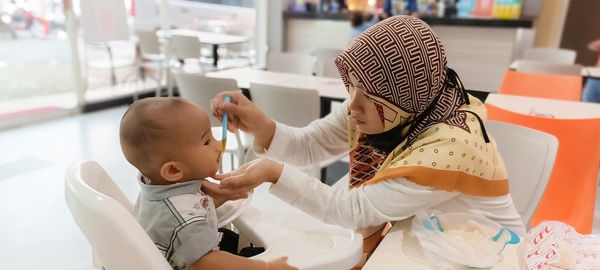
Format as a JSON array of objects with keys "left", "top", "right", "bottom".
[{"left": 160, "top": 161, "right": 184, "bottom": 182}]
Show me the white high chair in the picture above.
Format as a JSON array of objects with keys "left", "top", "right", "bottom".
[
  {"left": 64, "top": 160, "right": 172, "bottom": 270},
  {"left": 233, "top": 183, "right": 363, "bottom": 270},
  {"left": 66, "top": 161, "right": 363, "bottom": 270}
]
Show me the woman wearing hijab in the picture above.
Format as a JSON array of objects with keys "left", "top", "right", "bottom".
[{"left": 207, "top": 15, "right": 526, "bottom": 248}]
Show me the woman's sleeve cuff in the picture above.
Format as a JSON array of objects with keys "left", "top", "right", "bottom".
[
  {"left": 268, "top": 164, "right": 305, "bottom": 205},
  {"left": 252, "top": 122, "right": 292, "bottom": 158}
]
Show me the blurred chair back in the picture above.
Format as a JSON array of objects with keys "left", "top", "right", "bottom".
[
  {"left": 514, "top": 60, "right": 583, "bottom": 76},
  {"left": 250, "top": 83, "right": 319, "bottom": 127},
  {"left": 267, "top": 52, "right": 317, "bottom": 76},
  {"left": 499, "top": 70, "right": 582, "bottom": 101},
  {"left": 510, "top": 28, "right": 536, "bottom": 62},
  {"left": 224, "top": 29, "right": 253, "bottom": 60},
  {"left": 523, "top": 48, "right": 576, "bottom": 64},
  {"left": 134, "top": 29, "right": 165, "bottom": 97},
  {"left": 173, "top": 71, "right": 238, "bottom": 126},
  {"left": 250, "top": 82, "right": 322, "bottom": 177},
  {"left": 312, "top": 48, "right": 343, "bottom": 78},
  {"left": 65, "top": 161, "right": 172, "bottom": 270},
  {"left": 135, "top": 29, "right": 162, "bottom": 58},
  {"left": 171, "top": 34, "right": 202, "bottom": 60},
  {"left": 485, "top": 120, "right": 558, "bottom": 229},
  {"left": 486, "top": 104, "right": 600, "bottom": 234}
]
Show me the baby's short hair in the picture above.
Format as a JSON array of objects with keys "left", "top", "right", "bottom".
[{"left": 119, "top": 97, "right": 188, "bottom": 174}]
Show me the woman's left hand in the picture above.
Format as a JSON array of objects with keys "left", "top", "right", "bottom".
[{"left": 205, "top": 158, "right": 284, "bottom": 196}]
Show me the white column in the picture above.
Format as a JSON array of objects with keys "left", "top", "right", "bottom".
[
  {"left": 267, "top": 0, "right": 283, "bottom": 53},
  {"left": 254, "top": 0, "right": 268, "bottom": 68},
  {"left": 158, "top": 0, "right": 172, "bottom": 96},
  {"left": 158, "top": 0, "right": 171, "bottom": 32},
  {"left": 254, "top": 0, "right": 284, "bottom": 69},
  {"left": 64, "top": 0, "right": 84, "bottom": 111}
]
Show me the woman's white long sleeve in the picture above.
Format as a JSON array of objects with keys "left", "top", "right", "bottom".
[
  {"left": 259, "top": 103, "right": 525, "bottom": 233},
  {"left": 269, "top": 164, "right": 459, "bottom": 230},
  {"left": 258, "top": 102, "right": 458, "bottom": 229},
  {"left": 254, "top": 102, "right": 350, "bottom": 166}
]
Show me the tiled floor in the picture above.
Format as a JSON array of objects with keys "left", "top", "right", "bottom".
[{"left": 0, "top": 106, "right": 599, "bottom": 269}]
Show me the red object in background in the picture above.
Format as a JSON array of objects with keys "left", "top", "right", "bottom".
[
  {"left": 473, "top": 0, "right": 493, "bottom": 18},
  {"left": 130, "top": 0, "right": 135, "bottom": 16},
  {"left": 41, "top": 17, "right": 49, "bottom": 36}
]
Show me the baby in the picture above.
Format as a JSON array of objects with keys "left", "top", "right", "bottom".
[{"left": 119, "top": 97, "right": 295, "bottom": 270}]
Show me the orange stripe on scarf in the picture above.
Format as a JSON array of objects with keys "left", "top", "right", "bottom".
[{"left": 353, "top": 166, "right": 509, "bottom": 197}]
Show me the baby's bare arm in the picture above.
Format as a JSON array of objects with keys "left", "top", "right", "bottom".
[{"left": 188, "top": 250, "right": 297, "bottom": 270}]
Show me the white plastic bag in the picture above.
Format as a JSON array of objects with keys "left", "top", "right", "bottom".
[
  {"left": 524, "top": 221, "right": 600, "bottom": 270},
  {"left": 411, "top": 210, "right": 519, "bottom": 270}
]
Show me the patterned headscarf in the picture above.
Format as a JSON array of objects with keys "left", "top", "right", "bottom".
[{"left": 336, "top": 16, "right": 509, "bottom": 197}]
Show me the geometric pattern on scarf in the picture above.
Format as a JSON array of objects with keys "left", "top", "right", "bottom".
[
  {"left": 349, "top": 136, "right": 387, "bottom": 187},
  {"left": 350, "top": 96, "right": 509, "bottom": 196},
  {"left": 336, "top": 16, "right": 477, "bottom": 188}
]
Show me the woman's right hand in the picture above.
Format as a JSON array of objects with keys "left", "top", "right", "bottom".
[
  {"left": 267, "top": 257, "right": 298, "bottom": 270},
  {"left": 211, "top": 91, "right": 276, "bottom": 149}
]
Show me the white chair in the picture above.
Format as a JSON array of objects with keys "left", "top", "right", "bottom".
[
  {"left": 223, "top": 29, "right": 254, "bottom": 63},
  {"left": 514, "top": 60, "right": 583, "bottom": 76},
  {"left": 523, "top": 48, "right": 577, "bottom": 65},
  {"left": 312, "top": 48, "right": 343, "bottom": 78},
  {"left": 250, "top": 83, "right": 320, "bottom": 128},
  {"left": 65, "top": 161, "right": 172, "bottom": 270},
  {"left": 134, "top": 29, "right": 165, "bottom": 97},
  {"left": 250, "top": 83, "right": 344, "bottom": 178},
  {"left": 173, "top": 71, "right": 250, "bottom": 170},
  {"left": 485, "top": 120, "right": 558, "bottom": 229},
  {"left": 509, "top": 28, "right": 536, "bottom": 62},
  {"left": 266, "top": 52, "right": 317, "bottom": 76},
  {"left": 170, "top": 34, "right": 204, "bottom": 73}
]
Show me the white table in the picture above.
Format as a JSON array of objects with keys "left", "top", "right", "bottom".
[
  {"left": 485, "top": 93, "right": 600, "bottom": 119},
  {"left": 363, "top": 218, "right": 525, "bottom": 270},
  {"left": 206, "top": 67, "right": 348, "bottom": 100},
  {"left": 508, "top": 60, "right": 600, "bottom": 79},
  {"left": 583, "top": 66, "right": 600, "bottom": 79},
  {"left": 206, "top": 67, "right": 348, "bottom": 117},
  {"left": 158, "top": 29, "right": 249, "bottom": 67}
]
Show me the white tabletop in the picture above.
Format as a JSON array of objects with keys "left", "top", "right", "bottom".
[
  {"left": 485, "top": 93, "right": 600, "bottom": 119},
  {"left": 157, "top": 29, "right": 249, "bottom": 45},
  {"left": 585, "top": 67, "right": 600, "bottom": 79},
  {"left": 206, "top": 67, "right": 349, "bottom": 100},
  {"left": 363, "top": 218, "right": 524, "bottom": 270},
  {"left": 508, "top": 60, "right": 599, "bottom": 78}
]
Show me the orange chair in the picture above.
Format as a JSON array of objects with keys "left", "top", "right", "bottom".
[
  {"left": 486, "top": 103, "right": 600, "bottom": 234},
  {"left": 499, "top": 70, "right": 583, "bottom": 101}
]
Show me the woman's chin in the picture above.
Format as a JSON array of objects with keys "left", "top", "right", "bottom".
[{"left": 357, "top": 126, "right": 378, "bottom": 135}]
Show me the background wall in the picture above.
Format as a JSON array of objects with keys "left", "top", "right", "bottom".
[{"left": 559, "top": 0, "right": 600, "bottom": 66}]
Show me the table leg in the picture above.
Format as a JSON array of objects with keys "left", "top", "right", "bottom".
[
  {"left": 106, "top": 44, "right": 117, "bottom": 86},
  {"left": 212, "top": 44, "right": 219, "bottom": 67}
]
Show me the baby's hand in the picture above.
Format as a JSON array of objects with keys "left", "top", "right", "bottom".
[
  {"left": 201, "top": 180, "right": 248, "bottom": 207},
  {"left": 266, "top": 257, "right": 298, "bottom": 270}
]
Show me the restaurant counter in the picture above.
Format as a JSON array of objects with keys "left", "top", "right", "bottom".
[{"left": 282, "top": 11, "right": 534, "bottom": 93}]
